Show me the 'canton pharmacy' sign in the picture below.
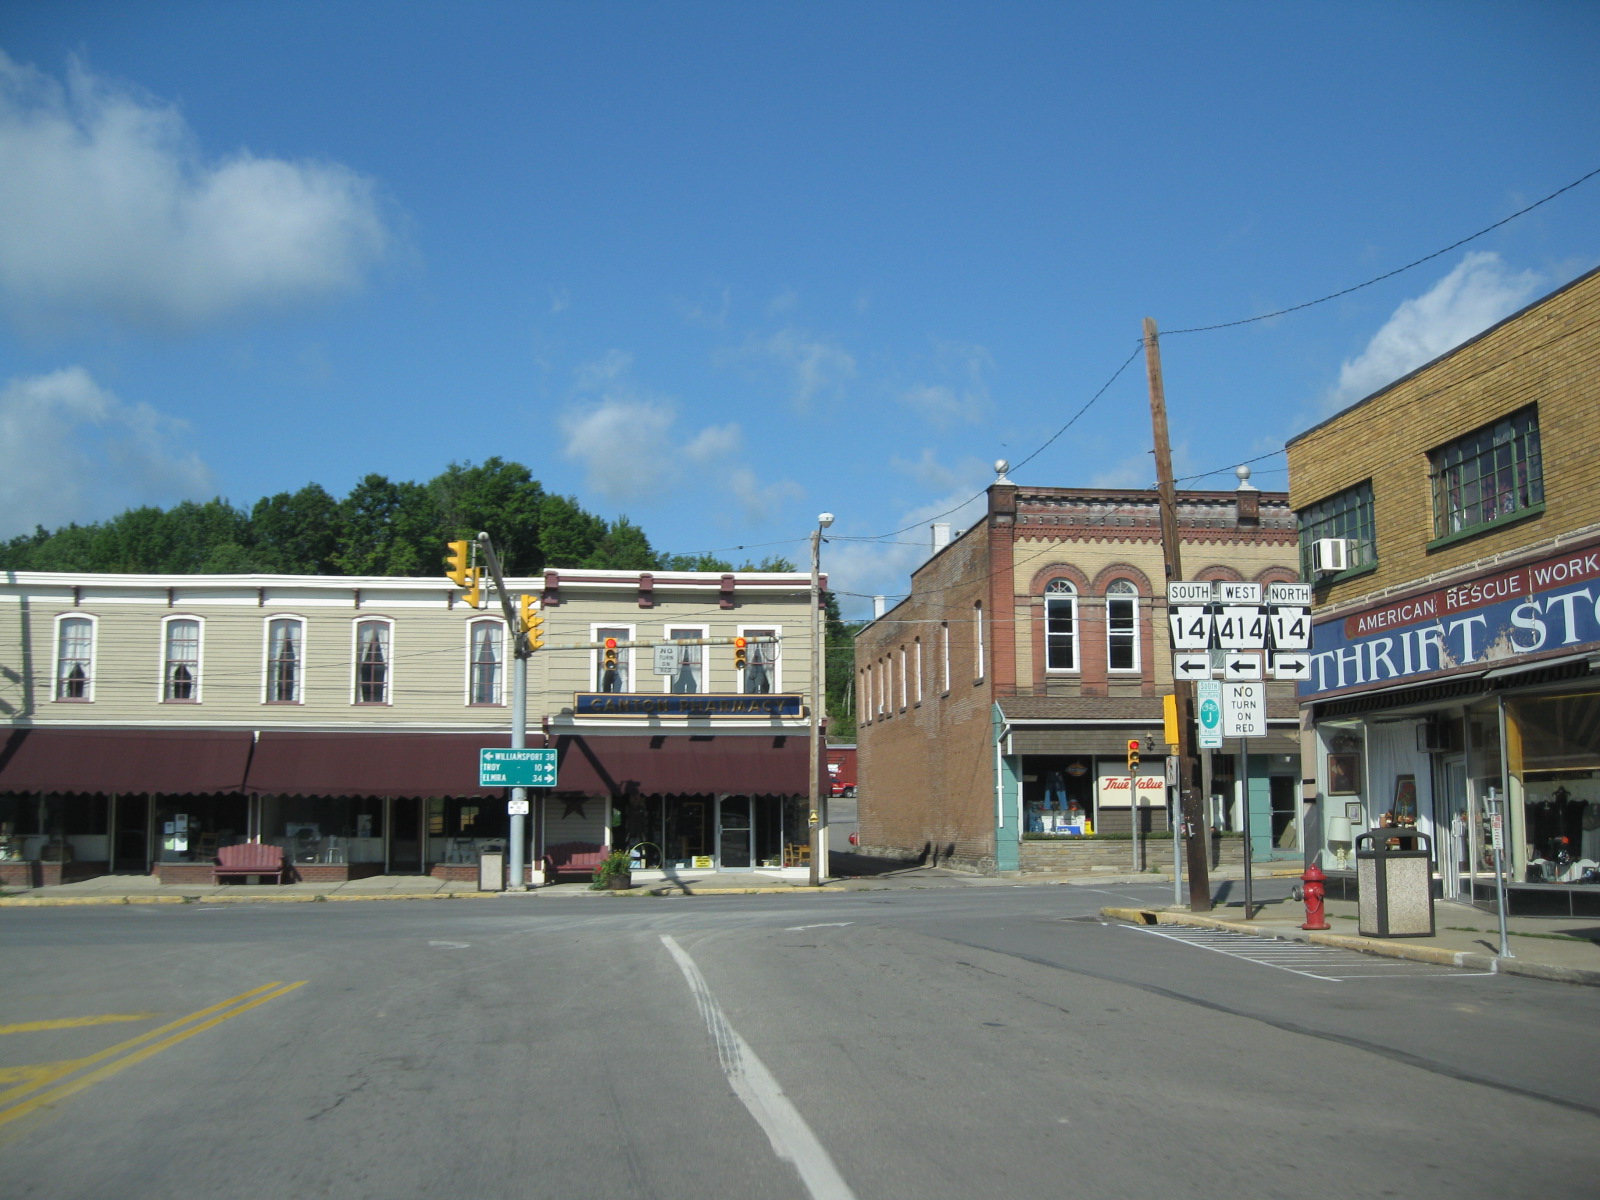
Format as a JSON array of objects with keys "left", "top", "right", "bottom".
[
  {"left": 575, "top": 693, "right": 803, "bottom": 718},
  {"left": 1300, "top": 536, "right": 1600, "bottom": 698}
]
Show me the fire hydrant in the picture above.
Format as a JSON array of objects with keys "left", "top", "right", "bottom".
[{"left": 1300, "top": 862, "right": 1330, "bottom": 930}]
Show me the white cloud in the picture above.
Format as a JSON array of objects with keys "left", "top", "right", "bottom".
[
  {"left": 1323, "top": 252, "right": 1543, "bottom": 412},
  {"left": 898, "top": 341, "right": 993, "bottom": 428},
  {"left": 559, "top": 395, "right": 678, "bottom": 499},
  {"left": 0, "top": 51, "right": 389, "bottom": 333},
  {"left": 0, "top": 367, "right": 212, "bottom": 538},
  {"left": 719, "top": 327, "right": 856, "bottom": 409},
  {"left": 726, "top": 467, "right": 804, "bottom": 524},
  {"left": 683, "top": 423, "right": 742, "bottom": 463}
]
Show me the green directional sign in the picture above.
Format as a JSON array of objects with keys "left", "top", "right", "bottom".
[
  {"left": 1196, "top": 680, "right": 1223, "bottom": 750},
  {"left": 479, "top": 748, "right": 558, "bottom": 788}
]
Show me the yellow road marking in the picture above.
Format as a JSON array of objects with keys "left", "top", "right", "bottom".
[
  {"left": 0, "top": 1014, "right": 160, "bottom": 1036},
  {"left": 0, "top": 982, "right": 305, "bottom": 1128}
]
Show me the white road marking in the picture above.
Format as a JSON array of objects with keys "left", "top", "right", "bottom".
[
  {"left": 1126, "top": 925, "right": 1486, "bottom": 981},
  {"left": 661, "top": 935, "right": 857, "bottom": 1200},
  {"left": 784, "top": 922, "right": 854, "bottom": 932},
  {"left": 427, "top": 940, "right": 470, "bottom": 949}
]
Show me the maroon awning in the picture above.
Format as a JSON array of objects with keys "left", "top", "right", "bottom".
[
  {"left": 0, "top": 729, "right": 254, "bottom": 796},
  {"left": 550, "top": 733, "right": 809, "bottom": 795},
  {"left": 245, "top": 732, "right": 513, "bottom": 798}
]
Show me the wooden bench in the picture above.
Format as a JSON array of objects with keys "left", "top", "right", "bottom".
[
  {"left": 213, "top": 842, "right": 287, "bottom": 885},
  {"left": 541, "top": 841, "right": 607, "bottom": 884}
]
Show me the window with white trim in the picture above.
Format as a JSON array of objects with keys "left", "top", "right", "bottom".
[
  {"left": 941, "top": 622, "right": 951, "bottom": 693},
  {"left": 666, "top": 626, "right": 707, "bottom": 693},
  {"left": 899, "top": 646, "right": 908, "bottom": 709},
  {"left": 974, "top": 601, "right": 985, "bottom": 680},
  {"left": 1045, "top": 579, "right": 1078, "bottom": 671},
  {"left": 355, "top": 619, "right": 392, "bottom": 704},
  {"left": 468, "top": 620, "right": 504, "bottom": 705},
  {"left": 265, "top": 617, "right": 305, "bottom": 703},
  {"left": 739, "top": 627, "right": 779, "bottom": 694},
  {"left": 914, "top": 638, "right": 923, "bottom": 704},
  {"left": 1106, "top": 580, "right": 1139, "bottom": 672},
  {"left": 163, "top": 617, "right": 200, "bottom": 702},
  {"left": 55, "top": 615, "right": 94, "bottom": 701},
  {"left": 595, "top": 625, "right": 633, "bottom": 692}
]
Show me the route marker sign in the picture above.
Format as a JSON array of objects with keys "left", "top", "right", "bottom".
[
  {"left": 479, "top": 748, "right": 558, "bottom": 788},
  {"left": 1270, "top": 652, "right": 1312, "bottom": 681},
  {"left": 1217, "top": 581, "right": 1263, "bottom": 604},
  {"left": 1168, "top": 607, "right": 1212, "bottom": 650},
  {"left": 1196, "top": 680, "right": 1223, "bottom": 749},
  {"left": 1167, "top": 580, "right": 1215, "bottom": 604},
  {"left": 1222, "top": 652, "right": 1264, "bottom": 681},
  {"left": 1173, "top": 652, "right": 1213, "bottom": 680}
]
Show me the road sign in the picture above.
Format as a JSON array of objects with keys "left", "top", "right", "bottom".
[
  {"left": 1266, "top": 582, "right": 1312, "bottom": 606},
  {"left": 1217, "top": 581, "right": 1263, "bottom": 604},
  {"left": 1214, "top": 606, "right": 1268, "bottom": 649},
  {"left": 1269, "top": 606, "right": 1312, "bottom": 650},
  {"left": 507, "top": 798, "right": 530, "bottom": 815},
  {"left": 1173, "top": 652, "right": 1213, "bottom": 680},
  {"left": 1196, "top": 680, "right": 1223, "bottom": 749},
  {"left": 1167, "top": 581, "right": 1214, "bottom": 604},
  {"left": 1270, "top": 652, "right": 1311, "bottom": 681},
  {"left": 479, "top": 748, "right": 558, "bottom": 788},
  {"left": 1222, "top": 681, "right": 1267, "bottom": 737},
  {"left": 1222, "top": 652, "right": 1264, "bottom": 681},
  {"left": 653, "top": 643, "right": 680, "bottom": 675},
  {"left": 1168, "top": 607, "right": 1212, "bottom": 650}
]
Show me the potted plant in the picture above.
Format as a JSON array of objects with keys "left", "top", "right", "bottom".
[{"left": 590, "top": 847, "right": 633, "bottom": 891}]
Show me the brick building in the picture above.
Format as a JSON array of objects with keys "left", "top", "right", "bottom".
[
  {"left": 853, "top": 471, "right": 1302, "bottom": 874},
  {"left": 1289, "top": 263, "right": 1600, "bottom": 915},
  {"left": 0, "top": 566, "right": 818, "bottom": 888}
]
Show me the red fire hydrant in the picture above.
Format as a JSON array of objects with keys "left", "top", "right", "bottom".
[{"left": 1300, "top": 862, "right": 1330, "bottom": 930}]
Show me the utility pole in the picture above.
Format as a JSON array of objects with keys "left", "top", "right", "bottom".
[
  {"left": 809, "top": 513, "right": 834, "bottom": 886},
  {"left": 476, "top": 532, "right": 532, "bottom": 892},
  {"left": 1144, "top": 318, "right": 1212, "bottom": 913}
]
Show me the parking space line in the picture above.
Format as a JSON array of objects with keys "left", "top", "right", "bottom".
[{"left": 1126, "top": 925, "right": 1476, "bottom": 981}]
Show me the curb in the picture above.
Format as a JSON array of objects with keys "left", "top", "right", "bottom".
[{"left": 1098, "top": 906, "right": 1600, "bottom": 987}]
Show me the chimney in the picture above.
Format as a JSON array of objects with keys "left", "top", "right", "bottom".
[
  {"left": 873, "top": 595, "right": 886, "bottom": 619},
  {"left": 1234, "top": 464, "right": 1259, "bottom": 525},
  {"left": 931, "top": 523, "right": 951, "bottom": 552}
]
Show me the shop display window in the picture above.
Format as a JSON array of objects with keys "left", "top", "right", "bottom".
[{"left": 1509, "top": 690, "right": 1600, "bottom": 885}]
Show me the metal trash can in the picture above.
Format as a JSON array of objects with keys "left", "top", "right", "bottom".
[
  {"left": 1355, "top": 830, "right": 1434, "bottom": 937},
  {"left": 478, "top": 850, "right": 506, "bottom": 892}
]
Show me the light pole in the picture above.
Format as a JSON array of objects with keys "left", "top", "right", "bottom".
[{"left": 809, "top": 512, "right": 834, "bottom": 886}]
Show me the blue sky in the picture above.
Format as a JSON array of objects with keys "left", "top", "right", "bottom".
[{"left": 1, "top": 1, "right": 1596, "bottom": 617}]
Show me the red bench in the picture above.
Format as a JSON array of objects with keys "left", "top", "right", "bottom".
[
  {"left": 541, "top": 842, "right": 607, "bottom": 884},
  {"left": 213, "top": 842, "right": 287, "bottom": 885}
]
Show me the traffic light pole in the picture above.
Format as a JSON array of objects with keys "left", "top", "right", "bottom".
[
  {"left": 1145, "top": 318, "right": 1212, "bottom": 913},
  {"left": 476, "top": 532, "right": 531, "bottom": 892}
]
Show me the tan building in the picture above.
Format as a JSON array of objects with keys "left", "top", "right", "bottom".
[
  {"left": 0, "top": 567, "right": 818, "bottom": 887},
  {"left": 1289, "top": 263, "right": 1600, "bottom": 916},
  {"left": 853, "top": 471, "right": 1301, "bottom": 874}
]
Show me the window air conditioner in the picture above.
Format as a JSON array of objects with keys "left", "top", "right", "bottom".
[{"left": 1311, "top": 538, "right": 1349, "bottom": 574}]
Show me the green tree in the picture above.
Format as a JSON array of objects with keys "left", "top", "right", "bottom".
[
  {"left": 250, "top": 484, "right": 339, "bottom": 574},
  {"left": 429, "top": 458, "right": 546, "bottom": 574},
  {"left": 537, "top": 494, "right": 608, "bottom": 567},
  {"left": 660, "top": 551, "right": 734, "bottom": 571},
  {"left": 824, "top": 591, "right": 862, "bottom": 742},
  {"left": 334, "top": 475, "right": 441, "bottom": 576},
  {"left": 584, "top": 516, "right": 657, "bottom": 570}
]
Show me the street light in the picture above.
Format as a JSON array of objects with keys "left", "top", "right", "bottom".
[{"left": 810, "top": 512, "right": 834, "bottom": 886}]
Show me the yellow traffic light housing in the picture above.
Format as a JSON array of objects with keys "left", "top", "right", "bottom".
[
  {"left": 520, "top": 594, "right": 544, "bottom": 649},
  {"left": 733, "top": 636, "right": 748, "bottom": 670},
  {"left": 1126, "top": 738, "right": 1141, "bottom": 773},
  {"left": 445, "top": 539, "right": 471, "bottom": 587},
  {"left": 463, "top": 567, "right": 483, "bottom": 609},
  {"left": 603, "top": 637, "right": 619, "bottom": 672}
]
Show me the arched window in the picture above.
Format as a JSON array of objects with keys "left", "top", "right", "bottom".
[
  {"left": 163, "top": 617, "right": 201, "bottom": 702},
  {"left": 468, "top": 620, "right": 504, "bottom": 705},
  {"left": 56, "top": 616, "right": 94, "bottom": 701},
  {"left": 355, "top": 619, "right": 392, "bottom": 704},
  {"left": 1045, "top": 580, "right": 1078, "bottom": 671},
  {"left": 265, "top": 617, "right": 305, "bottom": 704},
  {"left": 1106, "top": 580, "right": 1139, "bottom": 672}
]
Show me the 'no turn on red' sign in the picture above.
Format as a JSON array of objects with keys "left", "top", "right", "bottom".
[{"left": 1221, "top": 681, "right": 1266, "bottom": 738}]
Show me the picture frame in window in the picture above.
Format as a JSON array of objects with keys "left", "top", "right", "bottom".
[
  {"left": 1344, "top": 801, "right": 1364, "bottom": 823},
  {"left": 1391, "top": 774, "right": 1418, "bottom": 824},
  {"left": 1327, "top": 752, "right": 1360, "bottom": 794}
]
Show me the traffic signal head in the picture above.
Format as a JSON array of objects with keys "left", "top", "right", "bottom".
[
  {"left": 603, "top": 637, "right": 618, "bottom": 671},
  {"left": 445, "top": 540, "right": 471, "bottom": 587},
  {"left": 463, "top": 567, "right": 483, "bottom": 609},
  {"left": 1126, "top": 738, "right": 1141, "bottom": 772},
  {"left": 520, "top": 594, "right": 544, "bottom": 649},
  {"left": 733, "top": 636, "right": 748, "bottom": 670}
]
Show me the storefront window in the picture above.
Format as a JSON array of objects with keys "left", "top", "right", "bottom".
[{"left": 1508, "top": 690, "right": 1600, "bottom": 884}]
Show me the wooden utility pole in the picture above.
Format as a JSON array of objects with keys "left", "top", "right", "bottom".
[{"left": 1144, "top": 318, "right": 1212, "bottom": 913}]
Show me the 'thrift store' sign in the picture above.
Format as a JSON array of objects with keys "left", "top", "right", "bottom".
[{"left": 1300, "top": 536, "right": 1600, "bottom": 699}]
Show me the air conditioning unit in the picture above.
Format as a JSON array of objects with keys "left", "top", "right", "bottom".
[{"left": 1311, "top": 538, "right": 1349, "bottom": 574}]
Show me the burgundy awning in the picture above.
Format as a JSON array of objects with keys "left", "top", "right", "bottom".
[
  {"left": 550, "top": 733, "right": 808, "bottom": 795},
  {"left": 245, "top": 732, "right": 513, "bottom": 798},
  {"left": 0, "top": 729, "right": 254, "bottom": 796}
]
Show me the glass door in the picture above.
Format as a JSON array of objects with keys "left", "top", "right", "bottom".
[
  {"left": 718, "top": 795, "right": 752, "bottom": 870},
  {"left": 1439, "top": 757, "right": 1468, "bottom": 899}
]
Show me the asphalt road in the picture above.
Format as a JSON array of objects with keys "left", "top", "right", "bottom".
[{"left": 3, "top": 883, "right": 1597, "bottom": 1199}]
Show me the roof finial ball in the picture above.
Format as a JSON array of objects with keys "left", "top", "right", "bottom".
[
  {"left": 995, "top": 458, "right": 1011, "bottom": 484},
  {"left": 1235, "top": 463, "right": 1257, "bottom": 491}
]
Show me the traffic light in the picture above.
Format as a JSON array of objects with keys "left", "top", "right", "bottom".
[
  {"left": 445, "top": 540, "right": 471, "bottom": 587},
  {"left": 733, "top": 636, "right": 748, "bottom": 670},
  {"left": 520, "top": 594, "right": 543, "bottom": 649},
  {"left": 1126, "top": 738, "right": 1141, "bottom": 773},
  {"left": 463, "top": 567, "right": 483, "bottom": 609},
  {"left": 603, "top": 638, "right": 619, "bottom": 671}
]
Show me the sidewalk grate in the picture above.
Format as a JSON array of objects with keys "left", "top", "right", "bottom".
[{"left": 1126, "top": 924, "right": 1486, "bottom": 981}]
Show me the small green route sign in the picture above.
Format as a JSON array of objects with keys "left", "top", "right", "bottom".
[
  {"left": 1196, "top": 680, "right": 1223, "bottom": 750},
  {"left": 479, "top": 748, "right": 558, "bottom": 788}
]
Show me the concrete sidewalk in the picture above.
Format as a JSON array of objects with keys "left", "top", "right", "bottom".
[{"left": 1099, "top": 894, "right": 1600, "bottom": 988}]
